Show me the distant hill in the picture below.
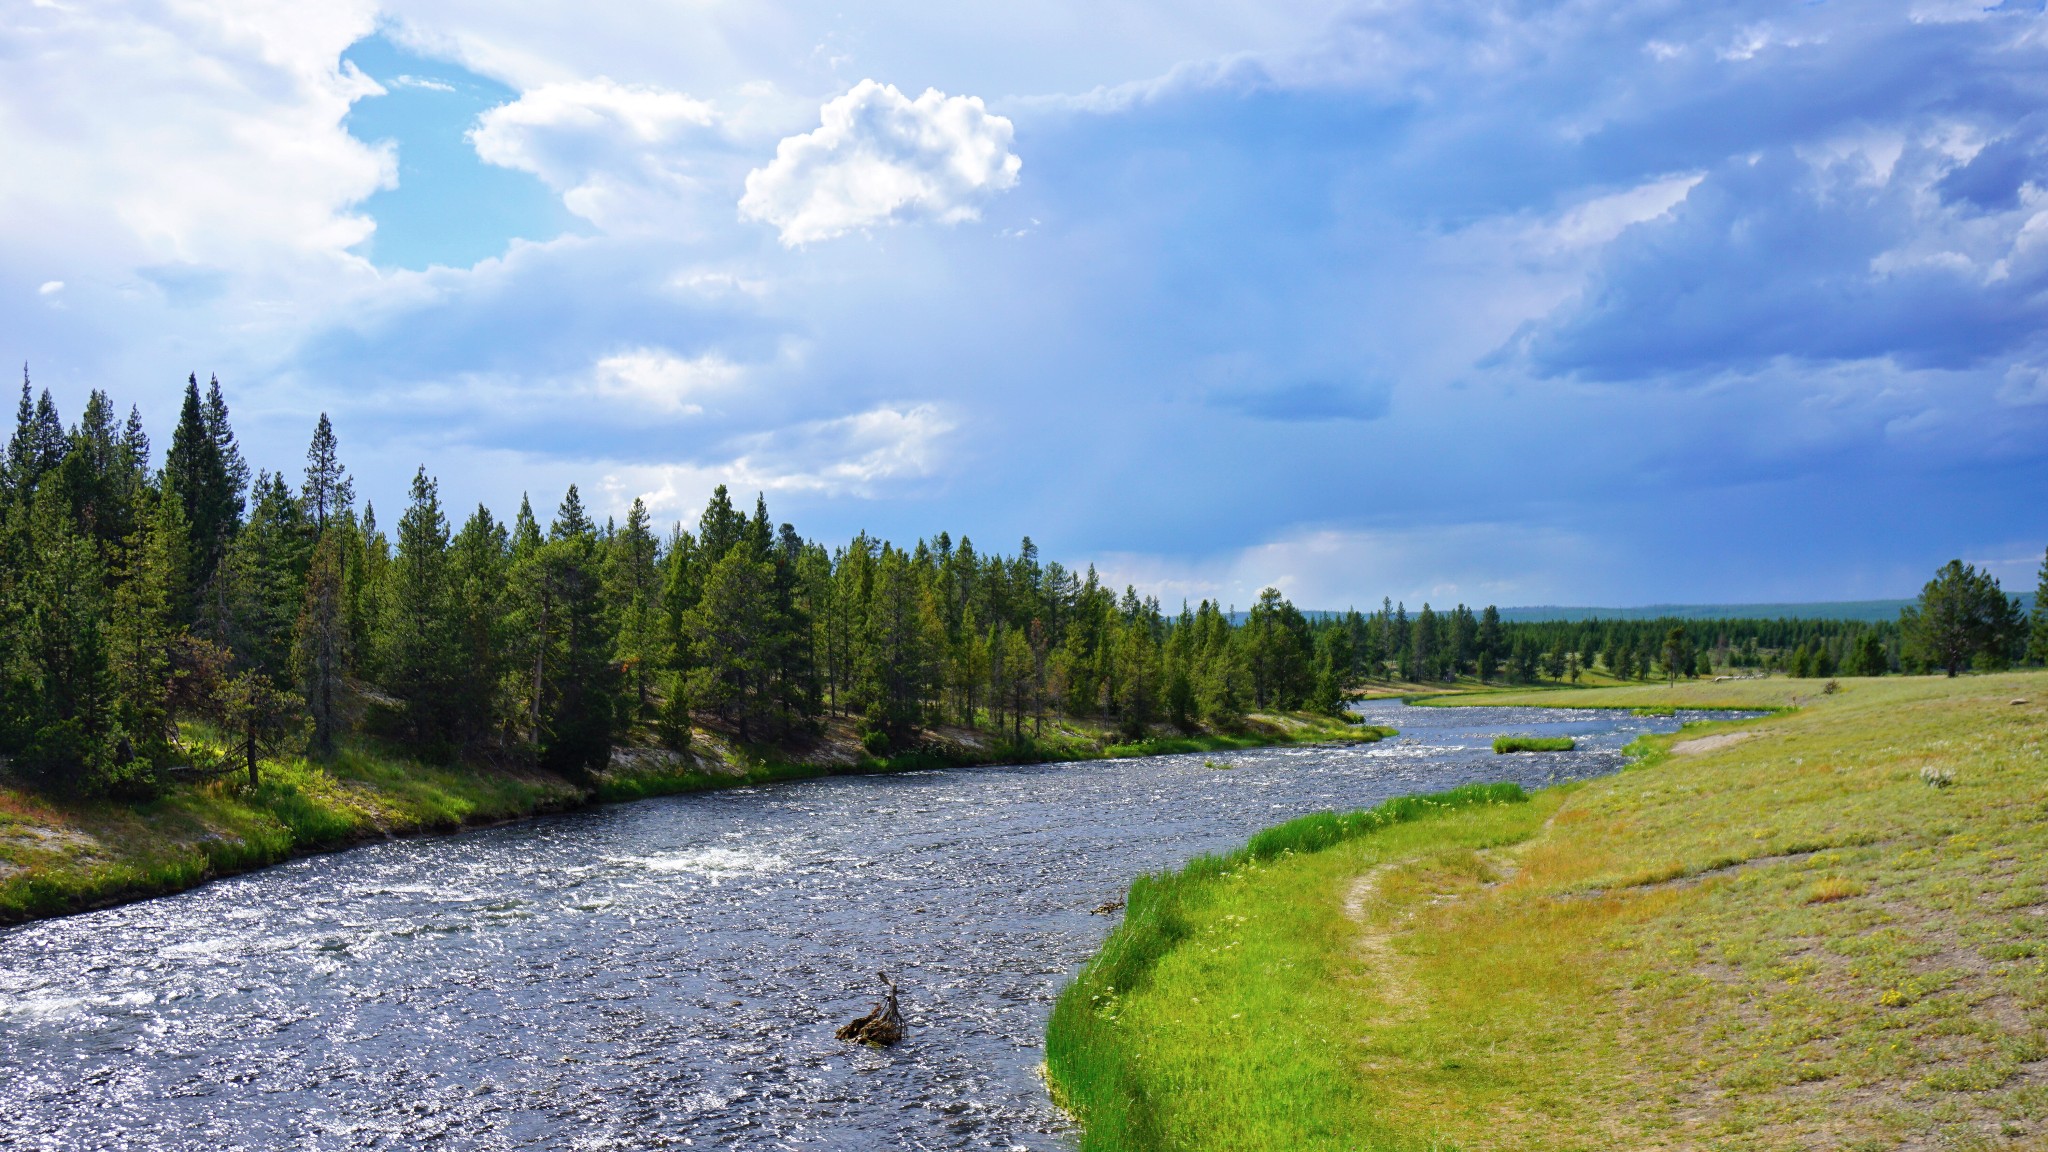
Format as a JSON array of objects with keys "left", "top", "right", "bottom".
[{"left": 1233, "top": 596, "right": 2035, "bottom": 626}]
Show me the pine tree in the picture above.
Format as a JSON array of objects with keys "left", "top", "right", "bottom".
[
  {"left": 203, "top": 374, "right": 250, "bottom": 509},
  {"left": 1476, "top": 605, "right": 1502, "bottom": 682},
  {"left": 3, "top": 369, "right": 32, "bottom": 501},
  {"left": 696, "top": 484, "right": 747, "bottom": 564},
  {"left": 1902, "top": 560, "right": 2024, "bottom": 676},
  {"left": 604, "top": 497, "right": 661, "bottom": 718},
  {"left": 1002, "top": 625, "right": 1035, "bottom": 740},
  {"left": 1309, "top": 647, "right": 1342, "bottom": 716},
  {"left": 531, "top": 488, "right": 615, "bottom": 773},
  {"left": 3, "top": 371, "right": 67, "bottom": 507},
  {"left": 219, "top": 671, "right": 302, "bottom": 788},
  {"left": 16, "top": 487, "right": 122, "bottom": 791},
  {"left": 296, "top": 525, "right": 353, "bottom": 756},
  {"left": 119, "top": 405, "right": 150, "bottom": 476},
  {"left": 1659, "top": 626, "right": 1694, "bottom": 684},
  {"left": 376, "top": 468, "right": 459, "bottom": 750},
  {"left": 164, "top": 375, "right": 239, "bottom": 607},
  {"left": 447, "top": 504, "right": 509, "bottom": 747},
  {"left": 109, "top": 482, "right": 187, "bottom": 766},
  {"left": 854, "top": 545, "right": 938, "bottom": 748},
  {"left": 220, "top": 474, "right": 312, "bottom": 678},
  {"left": 301, "top": 414, "right": 354, "bottom": 530},
  {"left": 686, "top": 547, "right": 780, "bottom": 740},
  {"left": 30, "top": 385, "right": 65, "bottom": 483}
]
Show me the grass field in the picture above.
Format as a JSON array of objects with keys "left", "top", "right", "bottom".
[
  {"left": 1047, "top": 672, "right": 2048, "bottom": 1150},
  {"left": 0, "top": 709, "right": 1380, "bottom": 925}
]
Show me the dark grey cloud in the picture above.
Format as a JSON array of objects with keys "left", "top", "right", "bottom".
[{"left": 1522, "top": 147, "right": 2048, "bottom": 379}]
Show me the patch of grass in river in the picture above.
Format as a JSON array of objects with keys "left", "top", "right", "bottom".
[{"left": 1493, "top": 735, "right": 1575, "bottom": 753}]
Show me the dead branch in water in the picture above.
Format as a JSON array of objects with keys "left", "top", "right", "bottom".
[{"left": 836, "top": 971, "right": 904, "bottom": 1046}]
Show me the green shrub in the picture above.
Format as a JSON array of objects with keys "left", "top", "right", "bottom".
[{"left": 1494, "top": 735, "right": 1575, "bottom": 753}]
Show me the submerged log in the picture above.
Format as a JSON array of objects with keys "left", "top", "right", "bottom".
[{"left": 836, "top": 971, "right": 904, "bottom": 1046}]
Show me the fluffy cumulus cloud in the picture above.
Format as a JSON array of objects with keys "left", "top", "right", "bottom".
[{"left": 738, "top": 80, "right": 1021, "bottom": 245}]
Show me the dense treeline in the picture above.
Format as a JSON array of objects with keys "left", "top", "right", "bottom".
[
  {"left": 0, "top": 376, "right": 1363, "bottom": 797},
  {"left": 4, "top": 375, "right": 2040, "bottom": 799}
]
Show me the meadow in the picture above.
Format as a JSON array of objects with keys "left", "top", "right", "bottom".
[{"left": 1047, "top": 673, "right": 2048, "bottom": 1150}]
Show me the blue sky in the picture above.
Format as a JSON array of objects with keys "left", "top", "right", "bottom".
[{"left": 5, "top": 0, "right": 2045, "bottom": 608}]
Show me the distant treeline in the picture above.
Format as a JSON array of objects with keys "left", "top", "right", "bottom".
[
  {"left": 1305, "top": 606, "right": 1914, "bottom": 684},
  {"left": 3, "top": 374, "right": 2041, "bottom": 798}
]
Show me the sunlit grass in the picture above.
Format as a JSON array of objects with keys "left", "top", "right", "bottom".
[
  {"left": 1049, "top": 672, "right": 2048, "bottom": 1150},
  {"left": 1047, "top": 783, "right": 1534, "bottom": 1151}
]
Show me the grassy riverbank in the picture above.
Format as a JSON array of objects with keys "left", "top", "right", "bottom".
[
  {"left": 0, "top": 710, "right": 1383, "bottom": 926},
  {"left": 1047, "top": 672, "right": 2048, "bottom": 1150}
]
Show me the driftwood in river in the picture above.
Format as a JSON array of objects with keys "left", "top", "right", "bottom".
[{"left": 836, "top": 972, "right": 904, "bottom": 1046}]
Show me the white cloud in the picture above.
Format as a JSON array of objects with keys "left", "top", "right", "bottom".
[
  {"left": 589, "top": 348, "right": 739, "bottom": 414},
  {"left": 0, "top": 0, "right": 391, "bottom": 380},
  {"left": 470, "top": 79, "right": 720, "bottom": 231},
  {"left": 37, "top": 281, "right": 62, "bottom": 296},
  {"left": 612, "top": 402, "right": 954, "bottom": 513},
  {"left": 738, "top": 80, "right": 1021, "bottom": 246},
  {"left": 1534, "top": 173, "right": 1704, "bottom": 253}
]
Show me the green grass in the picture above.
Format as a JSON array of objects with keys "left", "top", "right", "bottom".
[
  {"left": 1493, "top": 735, "right": 1575, "bottom": 753},
  {"left": 1046, "top": 782, "right": 1530, "bottom": 1151},
  {"left": 0, "top": 743, "right": 587, "bottom": 922},
  {"left": 1047, "top": 672, "right": 2048, "bottom": 1150}
]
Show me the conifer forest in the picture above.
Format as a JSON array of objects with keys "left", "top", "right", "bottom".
[{"left": 0, "top": 374, "right": 1915, "bottom": 799}]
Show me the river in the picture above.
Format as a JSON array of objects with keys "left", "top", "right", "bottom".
[{"left": 0, "top": 702, "right": 1747, "bottom": 1150}]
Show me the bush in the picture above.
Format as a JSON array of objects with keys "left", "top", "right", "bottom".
[{"left": 1494, "top": 736, "right": 1575, "bottom": 753}]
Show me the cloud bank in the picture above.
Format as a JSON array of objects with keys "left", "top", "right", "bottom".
[{"left": 2, "top": 0, "right": 2045, "bottom": 608}]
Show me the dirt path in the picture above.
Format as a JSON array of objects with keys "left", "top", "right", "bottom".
[
  {"left": 1670, "top": 731, "right": 1754, "bottom": 756},
  {"left": 1343, "top": 868, "right": 1416, "bottom": 1011}
]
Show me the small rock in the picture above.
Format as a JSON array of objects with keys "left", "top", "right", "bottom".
[{"left": 2012, "top": 699, "right": 2029, "bottom": 706}]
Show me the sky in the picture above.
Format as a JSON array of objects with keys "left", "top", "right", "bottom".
[{"left": 4, "top": 0, "right": 2046, "bottom": 610}]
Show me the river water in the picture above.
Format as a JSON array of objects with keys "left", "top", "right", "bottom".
[{"left": 0, "top": 702, "right": 1744, "bottom": 1151}]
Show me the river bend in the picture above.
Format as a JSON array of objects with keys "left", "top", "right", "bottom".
[{"left": 0, "top": 702, "right": 1744, "bottom": 1150}]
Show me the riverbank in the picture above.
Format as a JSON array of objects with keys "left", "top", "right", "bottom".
[
  {"left": 0, "top": 710, "right": 1386, "bottom": 926},
  {"left": 1046, "top": 672, "right": 2048, "bottom": 1150}
]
